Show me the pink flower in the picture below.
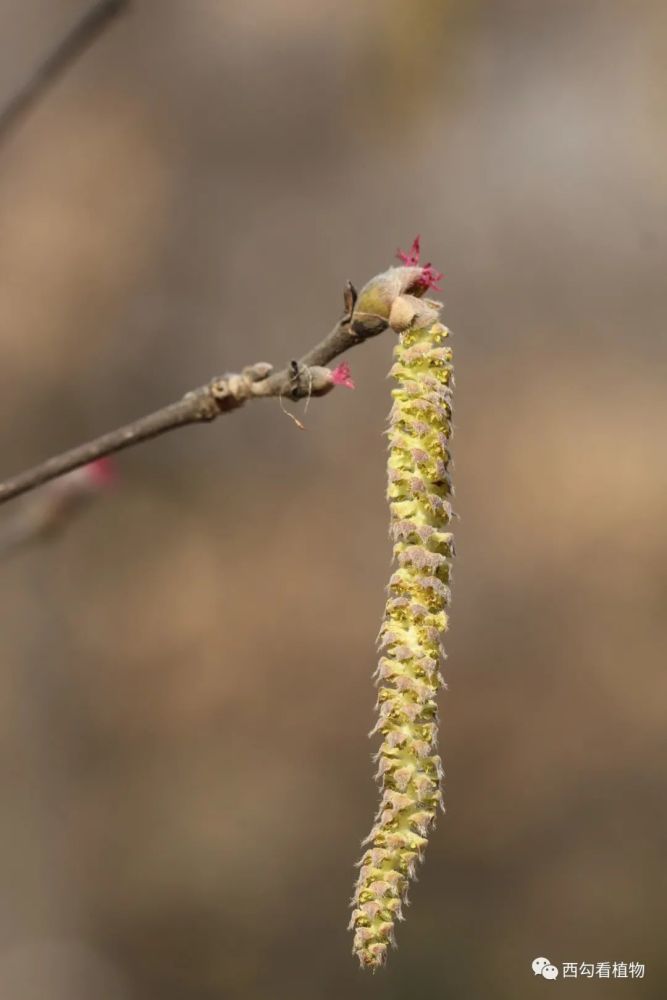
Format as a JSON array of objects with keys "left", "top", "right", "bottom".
[
  {"left": 416, "top": 263, "right": 443, "bottom": 293},
  {"left": 396, "top": 236, "right": 444, "bottom": 292},
  {"left": 396, "top": 235, "right": 421, "bottom": 267},
  {"left": 84, "top": 458, "right": 116, "bottom": 488},
  {"left": 331, "top": 362, "right": 355, "bottom": 389},
  {"left": 63, "top": 458, "right": 116, "bottom": 493}
]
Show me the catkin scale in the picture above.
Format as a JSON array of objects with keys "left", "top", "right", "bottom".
[{"left": 350, "top": 319, "right": 454, "bottom": 969}]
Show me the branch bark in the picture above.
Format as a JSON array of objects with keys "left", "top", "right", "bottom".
[
  {"left": 0, "top": 0, "right": 129, "bottom": 145},
  {"left": 0, "top": 287, "right": 386, "bottom": 505}
]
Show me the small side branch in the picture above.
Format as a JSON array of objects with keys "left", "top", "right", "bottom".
[
  {"left": 0, "top": 289, "right": 382, "bottom": 506},
  {"left": 0, "top": 460, "right": 111, "bottom": 558},
  {"left": 0, "top": 0, "right": 130, "bottom": 145}
]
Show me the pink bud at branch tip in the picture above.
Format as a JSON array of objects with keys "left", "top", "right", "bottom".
[
  {"left": 331, "top": 362, "right": 355, "bottom": 389},
  {"left": 83, "top": 457, "right": 116, "bottom": 489},
  {"left": 396, "top": 235, "right": 444, "bottom": 293}
]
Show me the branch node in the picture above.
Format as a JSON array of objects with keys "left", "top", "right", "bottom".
[
  {"left": 242, "top": 362, "right": 274, "bottom": 382},
  {"left": 288, "top": 361, "right": 303, "bottom": 400}
]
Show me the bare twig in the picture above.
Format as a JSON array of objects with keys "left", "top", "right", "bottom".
[
  {"left": 0, "top": 284, "right": 384, "bottom": 505},
  {"left": 0, "top": 0, "right": 129, "bottom": 145}
]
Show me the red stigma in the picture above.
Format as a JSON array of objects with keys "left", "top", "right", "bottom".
[
  {"left": 397, "top": 236, "right": 444, "bottom": 291},
  {"left": 416, "top": 263, "right": 444, "bottom": 293},
  {"left": 396, "top": 235, "right": 421, "bottom": 267},
  {"left": 331, "top": 362, "right": 355, "bottom": 389}
]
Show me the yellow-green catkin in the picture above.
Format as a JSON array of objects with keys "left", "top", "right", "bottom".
[{"left": 350, "top": 318, "right": 454, "bottom": 969}]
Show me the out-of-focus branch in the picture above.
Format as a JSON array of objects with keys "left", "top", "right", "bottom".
[
  {"left": 0, "top": 282, "right": 385, "bottom": 506},
  {"left": 0, "top": 0, "right": 130, "bottom": 145},
  {"left": 0, "top": 460, "right": 114, "bottom": 557}
]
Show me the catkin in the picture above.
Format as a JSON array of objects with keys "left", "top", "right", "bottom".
[{"left": 350, "top": 319, "right": 454, "bottom": 969}]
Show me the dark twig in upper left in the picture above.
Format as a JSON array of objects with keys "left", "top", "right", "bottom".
[{"left": 0, "top": 0, "right": 129, "bottom": 145}]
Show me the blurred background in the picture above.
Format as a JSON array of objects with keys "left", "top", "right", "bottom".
[{"left": 0, "top": 1, "right": 665, "bottom": 997}]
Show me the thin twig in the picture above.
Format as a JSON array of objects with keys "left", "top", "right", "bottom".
[
  {"left": 0, "top": 0, "right": 129, "bottom": 145},
  {"left": 0, "top": 285, "right": 383, "bottom": 505}
]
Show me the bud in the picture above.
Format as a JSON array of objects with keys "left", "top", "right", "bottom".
[
  {"left": 61, "top": 457, "right": 115, "bottom": 493},
  {"left": 303, "top": 362, "right": 355, "bottom": 396},
  {"left": 0, "top": 459, "right": 116, "bottom": 557},
  {"left": 351, "top": 236, "right": 444, "bottom": 338}
]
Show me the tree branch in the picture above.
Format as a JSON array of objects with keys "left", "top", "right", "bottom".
[
  {"left": 0, "top": 0, "right": 129, "bottom": 145},
  {"left": 0, "top": 284, "right": 385, "bottom": 505}
]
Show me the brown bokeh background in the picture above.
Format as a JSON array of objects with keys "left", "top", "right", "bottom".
[{"left": 0, "top": 2, "right": 665, "bottom": 998}]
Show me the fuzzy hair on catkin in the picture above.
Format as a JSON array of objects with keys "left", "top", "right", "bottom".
[{"left": 350, "top": 318, "right": 454, "bottom": 969}]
